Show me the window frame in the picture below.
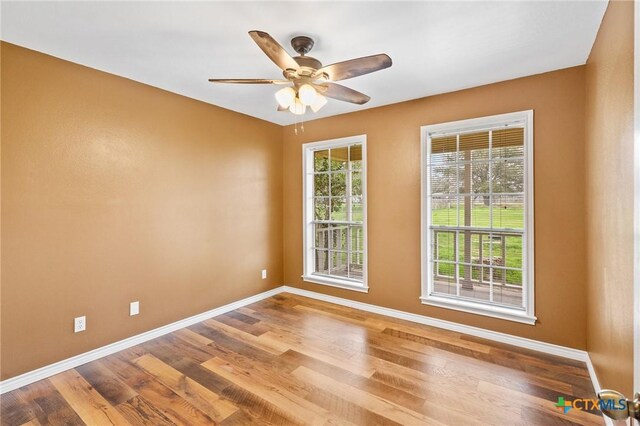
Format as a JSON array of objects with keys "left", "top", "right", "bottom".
[
  {"left": 302, "top": 135, "right": 368, "bottom": 293},
  {"left": 420, "top": 111, "right": 536, "bottom": 324}
]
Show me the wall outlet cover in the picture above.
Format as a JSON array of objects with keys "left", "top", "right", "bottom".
[
  {"left": 74, "top": 316, "right": 86, "bottom": 333},
  {"left": 261, "top": 269, "right": 267, "bottom": 279},
  {"left": 130, "top": 301, "right": 140, "bottom": 316}
]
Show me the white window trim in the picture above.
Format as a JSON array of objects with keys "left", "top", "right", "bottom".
[
  {"left": 420, "top": 110, "right": 536, "bottom": 325},
  {"left": 302, "top": 135, "right": 368, "bottom": 292}
]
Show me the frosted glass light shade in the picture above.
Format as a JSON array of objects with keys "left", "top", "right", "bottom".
[
  {"left": 275, "top": 87, "right": 296, "bottom": 108},
  {"left": 298, "top": 84, "right": 317, "bottom": 106},
  {"left": 310, "top": 94, "right": 328, "bottom": 112},
  {"left": 289, "top": 98, "right": 306, "bottom": 115}
]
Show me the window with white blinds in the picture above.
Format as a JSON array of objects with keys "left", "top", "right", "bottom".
[
  {"left": 302, "top": 135, "right": 367, "bottom": 292},
  {"left": 421, "top": 111, "right": 535, "bottom": 324}
]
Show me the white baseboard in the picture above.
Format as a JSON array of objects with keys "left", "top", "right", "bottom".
[
  {"left": 0, "top": 283, "right": 610, "bottom": 426},
  {"left": 0, "top": 286, "right": 282, "bottom": 394}
]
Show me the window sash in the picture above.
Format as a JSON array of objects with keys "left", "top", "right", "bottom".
[
  {"left": 421, "top": 111, "right": 535, "bottom": 324},
  {"left": 303, "top": 136, "right": 367, "bottom": 291}
]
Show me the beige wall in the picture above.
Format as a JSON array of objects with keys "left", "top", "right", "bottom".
[
  {"left": 585, "top": 0, "right": 635, "bottom": 396},
  {"left": 283, "top": 66, "right": 588, "bottom": 349},
  {"left": 0, "top": 43, "right": 283, "bottom": 380}
]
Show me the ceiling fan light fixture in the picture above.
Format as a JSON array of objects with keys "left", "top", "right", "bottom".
[
  {"left": 298, "top": 84, "right": 317, "bottom": 106},
  {"left": 289, "top": 98, "right": 306, "bottom": 115},
  {"left": 310, "top": 94, "right": 328, "bottom": 113},
  {"left": 275, "top": 87, "right": 296, "bottom": 108}
]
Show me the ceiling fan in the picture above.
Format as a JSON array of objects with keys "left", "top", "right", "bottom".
[{"left": 209, "top": 31, "right": 392, "bottom": 115}]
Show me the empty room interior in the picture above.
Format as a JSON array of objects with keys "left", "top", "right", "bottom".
[{"left": 1, "top": 1, "right": 639, "bottom": 425}]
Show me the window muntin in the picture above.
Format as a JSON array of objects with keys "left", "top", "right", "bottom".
[
  {"left": 303, "top": 136, "right": 367, "bottom": 291},
  {"left": 421, "top": 112, "right": 535, "bottom": 324}
]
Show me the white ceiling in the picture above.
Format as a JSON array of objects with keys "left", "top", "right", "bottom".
[{"left": 1, "top": 1, "right": 607, "bottom": 126}]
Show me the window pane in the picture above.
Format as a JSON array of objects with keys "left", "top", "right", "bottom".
[
  {"left": 315, "top": 224, "right": 329, "bottom": 249},
  {"left": 504, "top": 235, "right": 523, "bottom": 270},
  {"left": 330, "top": 225, "right": 348, "bottom": 250},
  {"left": 458, "top": 195, "right": 490, "bottom": 228},
  {"left": 351, "top": 171, "right": 362, "bottom": 196},
  {"left": 491, "top": 195, "right": 524, "bottom": 229},
  {"left": 350, "top": 225, "right": 364, "bottom": 252},
  {"left": 352, "top": 199, "right": 363, "bottom": 222},
  {"left": 506, "top": 269, "right": 523, "bottom": 287},
  {"left": 314, "top": 174, "right": 329, "bottom": 196},
  {"left": 314, "top": 197, "right": 329, "bottom": 221},
  {"left": 330, "top": 251, "right": 348, "bottom": 277},
  {"left": 492, "top": 127, "right": 524, "bottom": 159},
  {"left": 492, "top": 268, "right": 523, "bottom": 308},
  {"left": 430, "top": 135, "right": 458, "bottom": 166},
  {"left": 431, "top": 196, "right": 457, "bottom": 226},
  {"left": 330, "top": 147, "right": 348, "bottom": 171},
  {"left": 315, "top": 249, "right": 329, "bottom": 274},
  {"left": 430, "top": 165, "right": 459, "bottom": 195},
  {"left": 432, "top": 261, "right": 456, "bottom": 295},
  {"left": 349, "top": 252, "right": 364, "bottom": 279},
  {"left": 433, "top": 231, "right": 455, "bottom": 262},
  {"left": 350, "top": 144, "right": 363, "bottom": 170},
  {"left": 468, "top": 161, "right": 490, "bottom": 194},
  {"left": 314, "top": 150, "right": 329, "bottom": 172},
  {"left": 458, "top": 280, "right": 491, "bottom": 302},
  {"left": 330, "top": 197, "right": 347, "bottom": 221},
  {"left": 460, "top": 131, "right": 489, "bottom": 161},
  {"left": 330, "top": 172, "right": 347, "bottom": 197},
  {"left": 491, "top": 159, "right": 524, "bottom": 193}
]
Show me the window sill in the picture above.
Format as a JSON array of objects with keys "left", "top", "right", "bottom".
[
  {"left": 420, "top": 295, "right": 536, "bottom": 325},
  {"left": 301, "top": 275, "right": 369, "bottom": 293}
]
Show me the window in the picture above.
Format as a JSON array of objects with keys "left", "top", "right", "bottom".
[
  {"left": 421, "top": 111, "right": 535, "bottom": 324},
  {"left": 303, "top": 135, "right": 367, "bottom": 292}
]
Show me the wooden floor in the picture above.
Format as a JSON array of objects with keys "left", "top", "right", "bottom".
[{"left": 1, "top": 293, "right": 603, "bottom": 426}]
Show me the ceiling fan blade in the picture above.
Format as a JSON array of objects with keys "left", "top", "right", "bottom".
[
  {"left": 248, "top": 30, "right": 300, "bottom": 71},
  {"left": 208, "top": 78, "right": 289, "bottom": 84},
  {"left": 313, "top": 82, "right": 371, "bottom": 105},
  {"left": 316, "top": 54, "right": 392, "bottom": 82},
  {"left": 277, "top": 105, "right": 288, "bottom": 112}
]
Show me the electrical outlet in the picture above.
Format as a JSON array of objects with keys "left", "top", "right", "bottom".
[
  {"left": 261, "top": 269, "right": 267, "bottom": 279},
  {"left": 130, "top": 301, "right": 140, "bottom": 316},
  {"left": 74, "top": 316, "right": 86, "bottom": 333}
]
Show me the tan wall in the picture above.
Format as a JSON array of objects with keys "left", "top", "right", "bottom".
[
  {"left": 584, "top": 0, "right": 635, "bottom": 396},
  {"left": 0, "top": 42, "right": 283, "bottom": 380},
  {"left": 283, "top": 66, "right": 588, "bottom": 349}
]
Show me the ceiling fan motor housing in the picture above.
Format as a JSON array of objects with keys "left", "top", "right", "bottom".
[{"left": 291, "top": 36, "right": 314, "bottom": 55}]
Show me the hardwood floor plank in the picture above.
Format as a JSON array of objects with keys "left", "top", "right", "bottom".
[
  {"left": 133, "top": 353, "right": 238, "bottom": 422},
  {"left": 48, "top": 370, "right": 129, "bottom": 425},
  {"left": 224, "top": 310, "right": 260, "bottom": 325},
  {"left": 15, "top": 380, "right": 85, "bottom": 426},
  {"left": 292, "top": 365, "right": 441, "bottom": 426},
  {"left": 1, "top": 389, "right": 37, "bottom": 426},
  {"left": 172, "top": 328, "right": 213, "bottom": 347},
  {"left": 202, "top": 357, "right": 336, "bottom": 425},
  {"left": 279, "top": 350, "right": 426, "bottom": 412},
  {"left": 115, "top": 396, "right": 175, "bottom": 426},
  {"left": 75, "top": 360, "right": 137, "bottom": 405},
  {"left": 215, "top": 313, "right": 269, "bottom": 336}
]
